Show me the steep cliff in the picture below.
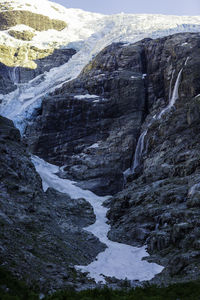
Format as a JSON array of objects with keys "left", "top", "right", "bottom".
[
  {"left": 107, "top": 33, "right": 200, "bottom": 284},
  {"left": 25, "top": 33, "right": 200, "bottom": 197},
  {"left": 25, "top": 41, "right": 148, "bottom": 195}
]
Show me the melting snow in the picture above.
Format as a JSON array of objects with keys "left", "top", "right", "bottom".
[
  {"left": 88, "top": 143, "right": 99, "bottom": 149},
  {"left": 31, "top": 155, "right": 163, "bottom": 283},
  {"left": 74, "top": 94, "right": 100, "bottom": 100}
]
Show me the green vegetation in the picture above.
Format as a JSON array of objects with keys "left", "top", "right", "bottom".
[
  {"left": 8, "top": 30, "right": 35, "bottom": 41},
  {"left": 1, "top": 266, "right": 200, "bottom": 300},
  {"left": 0, "top": 44, "right": 54, "bottom": 68},
  {"left": 0, "top": 267, "right": 38, "bottom": 300},
  {"left": 0, "top": 10, "right": 67, "bottom": 31},
  {"left": 45, "top": 282, "right": 200, "bottom": 300}
]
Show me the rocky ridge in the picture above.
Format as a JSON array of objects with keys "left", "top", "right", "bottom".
[{"left": 0, "top": 10, "right": 67, "bottom": 31}]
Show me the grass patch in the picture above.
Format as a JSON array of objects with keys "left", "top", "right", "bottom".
[
  {"left": 46, "top": 281, "right": 200, "bottom": 300},
  {"left": 1, "top": 266, "right": 200, "bottom": 299},
  {"left": 0, "top": 267, "right": 38, "bottom": 300}
]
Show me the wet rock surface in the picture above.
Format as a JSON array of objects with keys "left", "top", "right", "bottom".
[
  {"left": 0, "top": 115, "right": 105, "bottom": 292},
  {"left": 107, "top": 33, "right": 200, "bottom": 284}
]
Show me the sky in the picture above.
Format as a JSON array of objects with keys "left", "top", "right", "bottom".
[{"left": 54, "top": 0, "right": 200, "bottom": 15}]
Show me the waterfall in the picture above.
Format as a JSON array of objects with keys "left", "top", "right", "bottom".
[
  {"left": 123, "top": 129, "right": 147, "bottom": 184},
  {"left": 131, "top": 129, "right": 147, "bottom": 173},
  {"left": 158, "top": 66, "right": 183, "bottom": 119},
  {"left": 124, "top": 62, "right": 185, "bottom": 180},
  {"left": 8, "top": 67, "right": 20, "bottom": 85}
]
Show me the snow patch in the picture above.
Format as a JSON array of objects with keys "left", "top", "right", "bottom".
[
  {"left": 88, "top": 143, "right": 99, "bottom": 149},
  {"left": 32, "top": 155, "right": 164, "bottom": 283},
  {"left": 74, "top": 94, "right": 100, "bottom": 100}
]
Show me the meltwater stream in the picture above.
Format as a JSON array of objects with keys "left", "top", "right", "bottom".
[{"left": 32, "top": 155, "right": 163, "bottom": 283}]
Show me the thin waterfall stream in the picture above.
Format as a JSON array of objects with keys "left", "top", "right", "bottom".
[{"left": 124, "top": 60, "right": 187, "bottom": 182}]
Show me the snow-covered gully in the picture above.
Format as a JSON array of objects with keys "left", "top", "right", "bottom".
[{"left": 32, "top": 155, "right": 163, "bottom": 284}]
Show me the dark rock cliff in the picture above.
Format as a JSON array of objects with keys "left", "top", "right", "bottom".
[
  {"left": 25, "top": 32, "right": 200, "bottom": 197},
  {"left": 0, "top": 115, "right": 105, "bottom": 291},
  {"left": 25, "top": 41, "right": 148, "bottom": 195},
  {"left": 107, "top": 33, "right": 200, "bottom": 283}
]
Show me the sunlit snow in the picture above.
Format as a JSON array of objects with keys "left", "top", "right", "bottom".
[{"left": 32, "top": 155, "right": 164, "bottom": 283}]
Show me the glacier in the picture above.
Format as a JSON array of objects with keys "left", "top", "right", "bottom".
[{"left": 1, "top": 1, "right": 200, "bottom": 131}]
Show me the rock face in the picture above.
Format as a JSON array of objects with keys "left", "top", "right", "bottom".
[
  {"left": 107, "top": 33, "right": 200, "bottom": 283},
  {"left": 24, "top": 32, "right": 200, "bottom": 282},
  {"left": 25, "top": 41, "right": 148, "bottom": 195},
  {"left": 25, "top": 32, "right": 200, "bottom": 197},
  {"left": 0, "top": 115, "right": 105, "bottom": 292},
  {"left": 0, "top": 48, "right": 76, "bottom": 94}
]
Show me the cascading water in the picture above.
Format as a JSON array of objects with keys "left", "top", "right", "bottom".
[
  {"left": 158, "top": 67, "right": 183, "bottom": 119},
  {"left": 131, "top": 129, "right": 148, "bottom": 173},
  {"left": 123, "top": 129, "right": 148, "bottom": 185}
]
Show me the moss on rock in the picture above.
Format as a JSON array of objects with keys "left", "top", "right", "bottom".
[
  {"left": 8, "top": 29, "right": 35, "bottom": 41},
  {"left": 0, "top": 10, "right": 67, "bottom": 31},
  {"left": 0, "top": 44, "right": 54, "bottom": 69}
]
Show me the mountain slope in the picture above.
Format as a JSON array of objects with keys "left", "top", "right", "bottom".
[{"left": 1, "top": 0, "right": 200, "bottom": 292}]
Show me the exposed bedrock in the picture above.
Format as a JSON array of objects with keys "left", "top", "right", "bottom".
[{"left": 25, "top": 32, "right": 200, "bottom": 196}]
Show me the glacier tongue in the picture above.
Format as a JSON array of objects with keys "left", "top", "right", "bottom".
[
  {"left": 32, "top": 155, "right": 164, "bottom": 283},
  {"left": 1, "top": 0, "right": 200, "bottom": 132}
]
